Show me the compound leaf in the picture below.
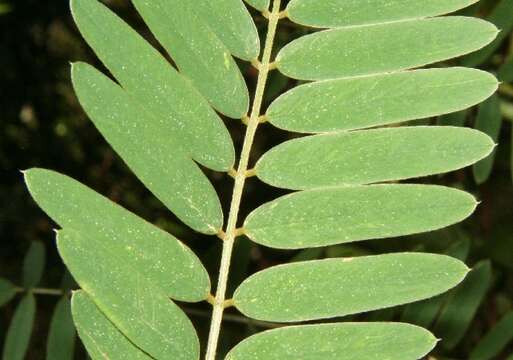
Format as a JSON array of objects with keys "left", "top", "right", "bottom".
[
  {"left": 256, "top": 127, "right": 494, "bottom": 190},
  {"left": 286, "top": 0, "right": 479, "bottom": 28},
  {"left": 46, "top": 296, "right": 76, "bottom": 360},
  {"left": 72, "top": 291, "right": 152, "bottom": 360},
  {"left": 226, "top": 322, "right": 437, "bottom": 360},
  {"left": 244, "top": 184, "right": 477, "bottom": 249},
  {"left": 24, "top": 168, "right": 210, "bottom": 302},
  {"left": 277, "top": 17, "right": 498, "bottom": 80},
  {"left": 131, "top": 0, "right": 249, "bottom": 118},
  {"left": 267, "top": 68, "right": 497, "bottom": 133},
  {"left": 57, "top": 230, "right": 199, "bottom": 360},
  {"left": 70, "top": 0, "right": 234, "bottom": 172},
  {"left": 233, "top": 253, "right": 468, "bottom": 322},
  {"left": 72, "top": 62, "right": 223, "bottom": 234},
  {"left": 2, "top": 294, "right": 36, "bottom": 360}
]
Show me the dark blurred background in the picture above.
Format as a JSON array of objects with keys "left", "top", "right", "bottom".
[{"left": 1, "top": 0, "right": 512, "bottom": 359}]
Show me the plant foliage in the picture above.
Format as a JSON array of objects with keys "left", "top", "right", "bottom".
[{"left": 18, "top": 0, "right": 506, "bottom": 358}]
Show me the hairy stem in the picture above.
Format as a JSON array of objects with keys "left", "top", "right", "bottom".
[{"left": 204, "top": 1, "right": 282, "bottom": 359}]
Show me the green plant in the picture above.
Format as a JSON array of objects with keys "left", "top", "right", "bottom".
[
  {"left": 438, "top": 0, "right": 513, "bottom": 186},
  {"left": 21, "top": 0, "right": 502, "bottom": 358},
  {"left": 0, "top": 242, "right": 76, "bottom": 360}
]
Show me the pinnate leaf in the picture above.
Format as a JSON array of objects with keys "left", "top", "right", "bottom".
[
  {"left": 286, "top": 0, "right": 479, "bottom": 27},
  {"left": 267, "top": 68, "right": 497, "bottom": 133},
  {"left": 277, "top": 17, "right": 498, "bottom": 80},
  {"left": 131, "top": 0, "right": 249, "bottom": 118},
  {"left": 226, "top": 322, "right": 437, "bottom": 360},
  {"left": 72, "top": 291, "right": 152, "bottom": 360},
  {"left": 24, "top": 168, "right": 210, "bottom": 302},
  {"left": 70, "top": 0, "right": 234, "bottom": 172},
  {"left": 2, "top": 294, "right": 36, "bottom": 360},
  {"left": 57, "top": 229, "right": 199, "bottom": 360},
  {"left": 233, "top": 253, "right": 468, "bottom": 322},
  {"left": 256, "top": 126, "right": 494, "bottom": 190},
  {"left": 46, "top": 296, "right": 76, "bottom": 360},
  {"left": 244, "top": 184, "right": 477, "bottom": 249}
]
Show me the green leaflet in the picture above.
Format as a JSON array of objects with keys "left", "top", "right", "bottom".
[
  {"left": 72, "top": 291, "right": 152, "bottom": 360},
  {"left": 46, "top": 297, "right": 76, "bottom": 360},
  {"left": 470, "top": 311, "right": 513, "bottom": 360},
  {"left": 131, "top": 0, "right": 248, "bottom": 118},
  {"left": 22, "top": 241, "right": 45, "bottom": 288},
  {"left": 400, "top": 239, "right": 471, "bottom": 328},
  {"left": 71, "top": 290, "right": 153, "bottom": 360},
  {"left": 266, "top": 67, "right": 497, "bottom": 133},
  {"left": 256, "top": 127, "right": 494, "bottom": 190},
  {"left": 72, "top": 62, "right": 223, "bottom": 234},
  {"left": 0, "top": 278, "right": 16, "bottom": 307},
  {"left": 244, "top": 0, "right": 269, "bottom": 11},
  {"left": 24, "top": 168, "right": 210, "bottom": 302},
  {"left": 462, "top": 0, "right": 513, "bottom": 66},
  {"left": 196, "top": 0, "right": 260, "bottom": 61},
  {"left": 233, "top": 253, "right": 468, "bottom": 322},
  {"left": 70, "top": 0, "right": 234, "bottom": 171},
  {"left": 276, "top": 17, "right": 498, "bottom": 80},
  {"left": 244, "top": 184, "right": 477, "bottom": 249},
  {"left": 434, "top": 260, "right": 492, "bottom": 350},
  {"left": 473, "top": 94, "right": 502, "bottom": 184},
  {"left": 57, "top": 230, "right": 199, "bottom": 360},
  {"left": 226, "top": 322, "right": 437, "bottom": 360},
  {"left": 286, "top": 0, "right": 478, "bottom": 28},
  {"left": 2, "top": 294, "right": 36, "bottom": 360}
]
